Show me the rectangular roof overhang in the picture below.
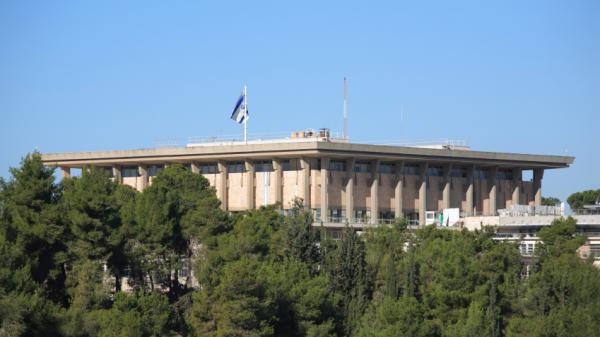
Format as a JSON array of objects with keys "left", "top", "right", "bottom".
[{"left": 41, "top": 141, "right": 574, "bottom": 170}]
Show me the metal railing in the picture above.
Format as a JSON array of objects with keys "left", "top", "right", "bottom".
[
  {"left": 187, "top": 130, "right": 346, "bottom": 145},
  {"left": 315, "top": 217, "right": 404, "bottom": 225}
]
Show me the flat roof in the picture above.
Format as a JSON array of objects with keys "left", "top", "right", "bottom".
[{"left": 41, "top": 139, "right": 574, "bottom": 169}]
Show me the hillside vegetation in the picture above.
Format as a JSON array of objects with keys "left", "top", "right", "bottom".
[{"left": 1, "top": 153, "right": 599, "bottom": 337}]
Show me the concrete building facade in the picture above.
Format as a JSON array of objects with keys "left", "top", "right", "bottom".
[{"left": 42, "top": 135, "right": 573, "bottom": 226}]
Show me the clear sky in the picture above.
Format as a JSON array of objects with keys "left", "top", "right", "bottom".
[{"left": 1, "top": 1, "right": 598, "bottom": 203}]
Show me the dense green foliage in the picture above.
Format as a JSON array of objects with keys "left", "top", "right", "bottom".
[
  {"left": 541, "top": 197, "right": 560, "bottom": 207},
  {"left": 1, "top": 153, "right": 600, "bottom": 336},
  {"left": 567, "top": 189, "right": 600, "bottom": 210}
]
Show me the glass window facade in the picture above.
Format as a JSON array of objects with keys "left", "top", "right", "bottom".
[
  {"left": 254, "top": 160, "right": 273, "bottom": 172},
  {"left": 148, "top": 165, "right": 164, "bottom": 176},
  {"left": 496, "top": 169, "right": 513, "bottom": 180},
  {"left": 329, "top": 160, "right": 346, "bottom": 171},
  {"left": 228, "top": 162, "right": 245, "bottom": 173},
  {"left": 402, "top": 164, "right": 419, "bottom": 175},
  {"left": 354, "top": 161, "right": 369, "bottom": 173},
  {"left": 378, "top": 162, "right": 395, "bottom": 174},
  {"left": 200, "top": 163, "right": 218, "bottom": 174},
  {"left": 122, "top": 166, "right": 139, "bottom": 178},
  {"left": 427, "top": 166, "right": 443, "bottom": 177},
  {"left": 450, "top": 167, "right": 467, "bottom": 178}
]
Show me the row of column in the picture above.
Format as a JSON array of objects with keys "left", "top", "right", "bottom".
[{"left": 59, "top": 161, "right": 545, "bottom": 224}]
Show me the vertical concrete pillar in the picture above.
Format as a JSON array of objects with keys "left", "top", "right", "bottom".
[
  {"left": 113, "top": 165, "right": 122, "bottom": 184},
  {"left": 534, "top": 168, "right": 544, "bottom": 207},
  {"left": 512, "top": 168, "right": 522, "bottom": 207},
  {"left": 139, "top": 165, "right": 148, "bottom": 191},
  {"left": 418, "top": 162, "right": 428, "bottom": 225},
  {"left": 442, "top": 164, "right": 452, "bottom": 210},
  {"left": 466, "top": 166, "right": 474, "bottom": 216},
  {"left": 245, "top": 161, "right": 255, "bottom": 210},
  {"left": 61, "top": 167, "right": 71, "bottom": 179},
  {"left": 300, "top": 158, "right": 311, "bottom": 208},
  {"left": 217, "top": 161, "right": 228, "bottom": 210},
  {"left": 489, "top": 167, "right": 498, "bottom": 216},
  {"left": 320, "top": 158, "right": 330, "bottom": 222},
  {"left": 394, "top": 161, "right": 405, "bottom": 219},
  {"left": 272, "top": 159, "right": 283, "bottom": 206},
  {"left": 191, "top": 162, "right": 200, "bottom": 174},
  {"left": 370, "top": 160, "right": 380, "bottom": 224},
  {"left": 345, "top": 158, "right": 355, "bottom": 222}
]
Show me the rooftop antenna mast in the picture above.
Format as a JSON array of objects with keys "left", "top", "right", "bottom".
[{"left": 343, "top": 77, "right": 348, "bottom": 140}]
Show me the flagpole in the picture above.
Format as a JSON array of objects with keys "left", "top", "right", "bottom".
[{"left": 244, "top": 84, "right": 248, "bottom": 144}]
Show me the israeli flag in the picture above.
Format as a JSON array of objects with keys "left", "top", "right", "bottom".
[{"left": 230, "top": 91, "right": 248, "bottom": 124}]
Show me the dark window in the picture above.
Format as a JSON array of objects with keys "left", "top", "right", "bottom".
[
  {"left": 450, "top": 167, "right": 467, "bottom": 178},
  {"left": 474, "top": 168, "right": 489, "bottom": 179},
  {"left": 228, "top": 162, "right": 245, "bottom": 173},
  {"left": 200, "top": 163, "right": 218, "bottom": 174},
  {"left": 378, "top": 162, "right": 395, "bottom": 174},
  {"left": 122, "top": 166, "right": 139, "bottom": 178},
  {"left": 281, "top": 159, "right": 296, "bottom": 171},
  {"left": 148, "top": 165, "right": 164, "bottom": 176},
  {"left": 496, "top": 169, "right": 513, "bottom": 180},
  {"left": 354, "top": 161, "right": 369, "bottom": 173},
  {"left": 99, "top": 167, "right": 113, "bottom": 177},
  {"left": 329, "top": 160, "right": 346, "bottom": 171},
  {"left": 255, "top": 160, "right": 273, "bottom": 172},
  {"left": 402, "top": 164, "right": 419, "bottom": 175},
  {"left": 427, "top": 166, "right": 443, "bottom": 177}
]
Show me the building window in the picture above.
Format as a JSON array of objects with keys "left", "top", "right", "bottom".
[
  {"left": 474, "top": 168, "right": 489, "bottom": 179},
  {"left": 354, "top": 161, "right": 370, "bottom": 173},
  {"left": 228, "top": 162, "right": 245, "bottom": 173},
  {"left": 378, "top": 162, "right": 395, "bottom": 174},
  {"left": 255, "top": 160, "right": 273, "bottom": 172},
  {"left": 496, "top": 169, "right": 513, "bottom": 180},
  {"left": 427, "top": 166, "right": 443, "bottom": 177},
  {"left": 354, "top": 209, "right": 368, "bottom": 222},
  {"left": 450, "top": 167, "right": 467, "bottom": 178},
  {"left": 329, "top": 208, "right": 345, "bottom": 222},
  {"left": 590, "top": 244, "right": 600, "bottom": 257},
  {"left": 122, "top": 166, "right": 139, "bottom": 178},
  {"left": 281, "top": 159, "right": 294, "bottom": 171},
  {"left": 200, "top": 163, "right": 218, "bottom": 174},
  {"left": 402, "top": 164, "right": 419, "bottom": 175},
  {"left": 379, "top": 209, "right": 395, "bottom": 220},
  {"left": 329, "top": 160, "right": 346, "bottom": 172},
  {"left": 148, "top": 165, "right": 164, "bottom": 177},
  {"left": 99, "top": 167, "right": 113, "bottom": 177}
]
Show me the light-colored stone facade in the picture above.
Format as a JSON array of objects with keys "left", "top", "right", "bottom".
[{"left": 41, "top": 139, "right": 574, "bottom": 225}]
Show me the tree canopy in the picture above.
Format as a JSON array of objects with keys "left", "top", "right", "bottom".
[{"left": 1, "top": 152, "right": 600, "bottom": 337}]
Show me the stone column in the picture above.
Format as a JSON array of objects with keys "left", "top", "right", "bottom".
[
  {"left": 113, "top": 165, "right": 123, "bottom": 184},
  {"left": 534, "top": 168, "right": 544, "bottom": 207},
  {"left": 320, "top": 158, "right": 330, "bottom": 222},
  {"left": 394, "top": 161, "right": 405, "bottom": 218},
  {"left": 139, "top": 165, "right": 148, "bottom": 191},
  {"left": 370, "top": 160, "right": 380, "bottom": 224},
  {"left": 512, "top": 168, "right": 522, "bottom": 207},
  {"left": 442, "top": 164, "right": 452, "bottom": 210},
  {"left": 345, "top": 158, "right": 355, "bottom": 222},
  {"left": 300, "top": 158, "right": 311, "bottom": 208},
  {"left": 217, "top": 161, "right": 228, "bottom": 210},
  {"left": 466, "top": 166, "right": 474, "bottom": 216},
  {"left": 272, "top": 159, "right": 283, "bottom": 206},
  {"left": 418, "top": 162, "right": 428, "bottom": 225},
  {"left": 489, "top": 167, "right": 498, "bottom": 216},
  {"left": 61, "top": 167, "right": 71, "bottom": 179},
  {"left": 245, "top": 160, "right": 255, "bottom": 210},
  {"left": 191, "top": 162, "right": 200, "bottom": 174}
]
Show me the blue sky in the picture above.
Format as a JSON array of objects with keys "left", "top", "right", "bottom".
[{"left": 1, "top": 1, "right": 598, "bottom": 203}]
